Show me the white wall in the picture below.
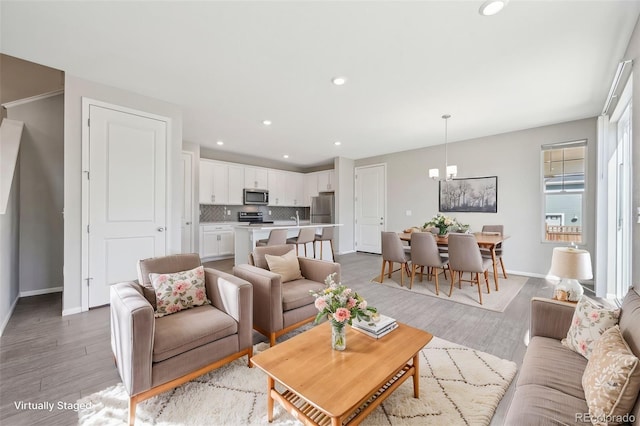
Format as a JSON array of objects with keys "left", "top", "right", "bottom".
[
  {"left": 335, "top": 157, "right": 355, "bottom": 254},
  {"left": 355, "top": 117, "right": 597, "bottom": 277},
  {"left": 7, "top": 93, "right": 64, "bottom": 295},
  {"left": 63, "top": 75, "right": 183, "bottom": 315},
  {"left": 0, "top": 155, "right": 20, "bottom": 335}
]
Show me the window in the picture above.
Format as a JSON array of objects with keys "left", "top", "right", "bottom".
[{"left": 542, "top": 140, "right": 586, "bottom": 243}]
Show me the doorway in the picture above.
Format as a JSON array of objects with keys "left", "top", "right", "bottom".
[{"left": 355, "top": 164, "right": 386, "bottom": 254}]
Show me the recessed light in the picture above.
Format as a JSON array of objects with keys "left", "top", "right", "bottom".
[
  {"left": 262, "top": 120, "right": 272, "bottom": 126},
  {"left": 479, "top": 0, "right": 507, "bottom": 16},
  {"left": 332, "top": 76, "right": 347, "bottom": 86},
  {"left": 283, "top": 154, "right": 289, "bottom": 159},
  {"left": 334, "top": 141, "right": 342, "bottom": 146},
  {"left": 216, "top": 140, "right": 224, "bottom": 146}
]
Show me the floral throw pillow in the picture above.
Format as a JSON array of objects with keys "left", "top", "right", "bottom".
[
  {"left": 561, "top": 297, "right": 620, "bottom": 359},
  {"left": 582, "top": 325, "right": 640, "bottom": 425},
  {"left": 150, "top": 266, "right": 210, "bottom": 318}
]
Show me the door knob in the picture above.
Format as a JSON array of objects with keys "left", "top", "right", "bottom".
[
  {"left": 157, "top": 227, "right": 165, "bottom": 232},
  {"left": 185, "top": 222, "right": 192, "bottom": 225}
]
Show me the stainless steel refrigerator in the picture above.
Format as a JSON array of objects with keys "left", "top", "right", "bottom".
[{"left": 311, "top": 193, "right": 335, "bottom": 224}]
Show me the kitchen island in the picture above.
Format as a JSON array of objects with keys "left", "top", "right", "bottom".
[{"left": 234, "top": 223, "right": 341, "bottom": 265}]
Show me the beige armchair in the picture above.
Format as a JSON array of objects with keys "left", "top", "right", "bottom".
[
  {"left": 233, "top": 244, "right": 340, "bottom": 346},
  {"left": 110, "top": 253, "right": 253, "bottom": 425}
]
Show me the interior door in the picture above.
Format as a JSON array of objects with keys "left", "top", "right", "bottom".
[
  {"left": 355, "top": 164, "right": 386, "bottom": 254},
  {"left": 181, "top": 151, "right": 194, "bottom": 253},
  {"left": 87, "top": 104, "right": 167, "bottom": 307}
]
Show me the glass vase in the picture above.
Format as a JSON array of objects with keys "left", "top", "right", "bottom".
[{"left": 331, "top": 320, "right": 346, "bottom": 351}]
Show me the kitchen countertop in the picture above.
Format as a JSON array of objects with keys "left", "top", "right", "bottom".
[{"left": 235, "top": 222, "right": 341, "bottom": 230}]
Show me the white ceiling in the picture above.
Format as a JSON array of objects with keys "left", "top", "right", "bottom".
[{"left": 2, "top": 1, "right": 639, "bottom": 168}]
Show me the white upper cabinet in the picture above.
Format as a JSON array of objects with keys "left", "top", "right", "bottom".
[
  {"left": 244, "top": 167, "right": 268, "bottom": 189},
  {"left": 316, "top": 170, "right": 335, "bottom": 192},
  {"left": 199, "top": 159, "right": 243, "bottom": 205},
  {"left": 268, "top": 169, "right": 285, "bottom": 206},
  {"left": 285, "top": 172, "right": 304, "bottom": 206},
  {"left": 304, "top": 173, "right": 319, "bottom": 206}
]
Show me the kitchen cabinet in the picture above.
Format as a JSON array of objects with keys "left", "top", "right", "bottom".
[
  {"left": 304, "top": 173, "right": 319, "bottom": 206},
  {"left": 199, "top": 159, "right": 243, "bottom": 205},
  {"left": 316, "top": 170, "right": 335, "bottom": 192},
  {"left": 268, "top": 170, "right": 285, "bottom": 206},
  {"left": 269, "top": 170, "right": 304, "bottom": 206},
  {"left": 200, "top": 224, "right": 234, "bottom": 259},
  {"left": 244, "top": 167, "right": 268, "bottom": 189}
]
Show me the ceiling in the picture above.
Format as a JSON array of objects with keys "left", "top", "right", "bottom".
[{"left": 2, "top": 1, "right": 639, "bottom": 168}]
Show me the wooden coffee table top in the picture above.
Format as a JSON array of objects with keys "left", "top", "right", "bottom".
[{"left": 251, "top": 321, "right": 433, "bottom": 418}]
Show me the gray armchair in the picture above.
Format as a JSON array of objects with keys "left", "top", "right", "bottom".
[
  {"left": 233, "top": 244, "right": 340, "bottom": 346},
  {"left": 110, "top": 253, "right": 253, "bottom": 425}
]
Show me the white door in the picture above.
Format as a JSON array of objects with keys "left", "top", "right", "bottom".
[
  {"left": 355, "top": 164, "right": 386, "bottom": 254},
  {"left": 181, "top": 151, "right": 194, "bottom": 253},
  {"left": 87, "top": 104, "right": 167, "bottom": 307},
  {"left": 614, "top": 103, "right": 632, "bottom": 298}
]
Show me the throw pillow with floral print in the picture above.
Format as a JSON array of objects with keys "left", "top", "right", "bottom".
[
  {"left": 150, "top": 266, "right": 210, "bottom": 318},
  {"left": 562, "top": 297, "right": 620, "bottom": 359}
]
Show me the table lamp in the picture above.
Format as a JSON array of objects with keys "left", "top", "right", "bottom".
[{"left": 548, "top": 247, "right": 592, "bottom": 302}]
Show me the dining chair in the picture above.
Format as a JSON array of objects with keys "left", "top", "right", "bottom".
[
  {"left": 379, "top": 231, "right": 411, "bottom": 286},
  {"left": 313, "top": 226, "right": 334, "bottom": 259},
  {"left": 481, "top": 224, "right": 508, "bottom": 279},
  {"left": 447, "top": 233, "right": 493, "bottom": 305},
  {"left": 409, "top": 232, "right": 449, "bottom": 294},
  {"left": 256, "top": 229, "right": 288, "bottom": 247},
  {"left": 286, "top": 227, "right": 316, "bottom": 257}
]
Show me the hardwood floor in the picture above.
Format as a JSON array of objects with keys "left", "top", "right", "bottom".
[{"left": 0, "top": 252, "right": 553, "bottom": 425}]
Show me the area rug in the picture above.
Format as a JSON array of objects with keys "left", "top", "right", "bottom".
[
  {"left": 372, "top": 268, "right": 528, "bottom": 312},
  {"left": 77, "top": 337, "right": 517, "bottom": 426}
]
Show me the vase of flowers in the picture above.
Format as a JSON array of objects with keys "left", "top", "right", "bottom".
[
  {"left": 424, "top": 213, "right": 457, "bottom": 236},
  {"left": 311, "top": 273, "right": 377, "bottom": 351}
]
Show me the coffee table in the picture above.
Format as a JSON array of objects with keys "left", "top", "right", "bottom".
[{"left": 251, "top": 321, "right": 433, "bottom": 426}]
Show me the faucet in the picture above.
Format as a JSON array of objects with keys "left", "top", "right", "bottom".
[{"left": 290, "top": 211, "right": 300, "bottom": 226}]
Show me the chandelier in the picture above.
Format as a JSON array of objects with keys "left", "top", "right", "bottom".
[{"left": 429, "top": 114, "right": 457, "bottom": 181}]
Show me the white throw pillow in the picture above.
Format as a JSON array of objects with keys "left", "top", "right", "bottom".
[
  {"left": 561, "top": 297, "right": 620, "bottom": 359},
  {"left": 264, "top": 249, "right": 304, "bottom": 283}
]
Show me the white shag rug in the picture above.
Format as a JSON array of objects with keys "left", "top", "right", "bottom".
[
  {"left": 78, "top": 337, "right": 516, "bottom": 426},
  {"left": 372, "top": 269, "right": 528, "bottom": 313}
]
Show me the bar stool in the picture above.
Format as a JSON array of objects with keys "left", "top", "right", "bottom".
[
  {"left": 313, "top": 227, "right": 334, "bottom": 260},
  {"left": 256, "top": 229, "right": 287, "bottom": 247},
  {"left": 286, "top": 228, "right": 316, "bottom": 257}
]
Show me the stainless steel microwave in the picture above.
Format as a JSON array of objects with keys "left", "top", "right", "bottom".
[{"left": 243, "top": 188, "right": 269, "bottom": 205}]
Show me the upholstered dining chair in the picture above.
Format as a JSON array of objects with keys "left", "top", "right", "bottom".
[
  {"left": 409, "top": 232, "right": 449, "bottom": 294},
  {"left": 286, "top": 227, "right": 316, "bottom": 256},
  {"left": 313, "top": 226, "right": 334, "bottom": 260},
  {"left": 110, "top": 253, "right": 253, "bottom": 425},
  {"left": 256, "top": 228, "right": 288, "bottom": 247},
  {"left": 481, "top": 224, "right": 508, "bottom": 279},
  {"left": 233, "top": 244, "right": 341, "bottom": 346},
  {"left": 447, "top": 233, "right": 493, "bottom": 305},
  {"left": 379, "top": 231, "right": 411, "bottom": 286}
]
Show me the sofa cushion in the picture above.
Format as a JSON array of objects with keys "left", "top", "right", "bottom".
[
  {"left": 153, "top": 304, "right": 238, "bottom": 362},
  {"left": 562, "top": 297, "right": 620, "bottom": 359},
  {"left": 518, "top": 336, "right": 588, "bottom": 401},
  {"left": 619, "top": 289, "right": 640, "bottom": 421},
  {"left": 504, "top": 383, "right": 590, "bottom": 426},
  {"left": 264, "top": 249, "right": 304, "bottom": 283},
  {"left": 150, "top": 266, "right": 210, "bottom": 317},
  {"left": 281, "top": 278, "right": 324, "bottom": 312},
  {"left": 583, "top": 325, "right": 640, "bottom": 425}
]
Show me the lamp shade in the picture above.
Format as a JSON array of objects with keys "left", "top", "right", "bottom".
[{"left": 549, "top": 247, "right": 593, "bottom": 280}]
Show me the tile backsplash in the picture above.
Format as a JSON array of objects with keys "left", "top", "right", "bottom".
[{"left": 200, "top": 205, "right": 310, "bottom": 223}]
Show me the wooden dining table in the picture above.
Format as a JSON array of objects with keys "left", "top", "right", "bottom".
[{"left": 398, "top": 231, "right": 510, "bottom": 290}]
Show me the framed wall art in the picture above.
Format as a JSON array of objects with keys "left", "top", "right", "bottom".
[{"left": 439, "top": 176, "right": 497, "bottom": 213}]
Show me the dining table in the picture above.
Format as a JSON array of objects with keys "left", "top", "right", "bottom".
[{"left": 398, "top": 231, "right": 510, "bottom": 290}]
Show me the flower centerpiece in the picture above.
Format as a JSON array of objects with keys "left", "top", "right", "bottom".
[
  {"left": 424, "top": 213, "right": 457, "bottom": 236},
  {"left": 310, "top": 273, "right": 377, "bottom": 350}
]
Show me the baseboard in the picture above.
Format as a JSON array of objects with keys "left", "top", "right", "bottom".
[
  {"left": 337, "top": 249, "right": 356, "bottom": 255},
  {"left": 0, "top": 295, "right": 19, "bottom": 337},
  {"left": 505, "top": 270, "right": 548, "bottom": 279},
  {"left": 62, "top": 306, "right": 83, "bottom": 316},
  {"left": 19, "top": 286, "right": 63, "bottom": 297}
]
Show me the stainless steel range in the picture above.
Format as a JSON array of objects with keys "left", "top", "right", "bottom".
[{"left": 238, "top": 211, "right": 274, "bottom": 224}]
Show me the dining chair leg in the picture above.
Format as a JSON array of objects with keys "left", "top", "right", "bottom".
[
  {"left": 400, "top": 263, "right": 405, "bottom": 287},
  {"left": 476, "top": 272, "right": 483, "bottom": 305},
  {"left": 420, "top": 266, "right": 425, "bottom": 282},
  {"left": 448, "top": 270, "right": 456, "bottom": 297},
  {"left": 484, "top": 270, "right": 491, "bottom": 294},
  {"left": 379, "top": 260, "right": 387, "bottom": 283},
  {"left": 500, "top": 258, "right": 508, "bottom": 279},
  {"left": 388, "top": 262, "right": 393, "bottom": 278},
  {"left": 443, "top": 265, "right": 448, "bottom": 280},
  {"left": 434, "top": 267, "right": 440, "bottom": 295},
  {"left": 410, "top": 264, "right": 416, "bottom": 289}
]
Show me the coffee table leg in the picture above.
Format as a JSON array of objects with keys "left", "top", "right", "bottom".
[
  {"left": 267, "top": 376, "right": 274, "bottom": 422},
  {"left": 413, "top": 353, "right": 420, "bottom": 398}
]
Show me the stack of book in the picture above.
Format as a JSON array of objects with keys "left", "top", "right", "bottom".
[{"left": 352, "top": 314, "right": 398, "bottom": 339}]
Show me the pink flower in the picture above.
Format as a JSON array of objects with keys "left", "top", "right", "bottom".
[
  {"left": 167, "top": 304, "right": 181, "bottom": 313},
  {"left": 195, "top": 268, "right": 204, "bottom": 278},
  {"left": 333, "top": 307, "right": 351, "bottom": 323},
  {"left": 157, "top": 299, "right": 164, "bottom": 307},
  {"left": 589, "top": 311, "right": 600, "bottom": 322},
  {"left": 579, "top": 341, "right": 588, "bottom": 353},
  {"left": 347, "top": 298, "right": 357, "bottom": 309},
  {"left": 315, "top": 298, "right": 328, "bottom": 311},
  {"left": 174, "top": 281, "right": 189, "bottom": 293},
  {"left": 573, "top": 317, "right": 581, "bottom": 326},
  {"left": 157, "top": 275, "right": 168, "bottom": 283},
  {"left": 195, "top": 288, "right": 205, "bottom": 301}
]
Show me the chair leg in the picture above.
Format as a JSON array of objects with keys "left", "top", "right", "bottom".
[
  {"left": 388, "top": 261, "right": 393, "bottom": 278},
  {"left": 329, "top": 239, "right": 334, "bottom": 259},
  {"left": 421, "top": 266, "right": 425, "bottom": 282},
  {"left": 128, "top": 397, "right": 137, "bottom": 426},
  {"left": 303, "top": 243, "right": 307, "bottom": 257},
  {"left": 443, "top": 265, "right": 448, "bottom": 280},
  {"left": 476, "top": 273, "right": 483, "bottom": 305},
  {"left": 410, "top": 263, "right": 416, "bottom": 289},
  {"left": 484, "top": 270, "right": 491, "bottom": 294},
  {"left": 500, "top": 258, "right": 508, "bottom": 279},
  {"left": 379, "top": 260, "right": 387, "bottom": 283},
  {"left": 400, "top": 263, "right": 405, "bottom": 287},
  {"left": 449, "top": 270, "right": 456, "bottom": 297},
  {"left": 313, "top": 241, "right": 316, "bottom": 258},
  {"left": 269, "top": 333, "right": 277, "bottom": 347},
  {"left": 434, "top": 267, "right": 440, "bottom": 295},
  {"left": 247, "top": 346, "right": 254, "bottom": 367}
]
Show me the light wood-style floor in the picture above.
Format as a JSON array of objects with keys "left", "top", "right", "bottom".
[{"left": 0, "top": 252, "right": 553, "bottom": 425}]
